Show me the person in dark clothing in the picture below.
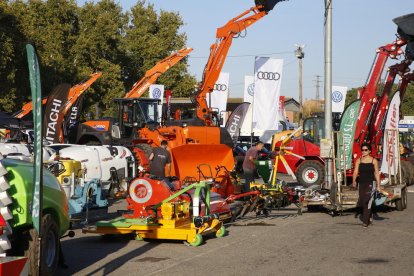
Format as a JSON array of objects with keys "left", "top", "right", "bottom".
[
  {"left": 352, "top": 142, "right": 381, "bottom": 228},
  {"left": 242, "top": 141, "right": 264, "bottom": 191},
  {"left": 149, "top": 140, "right": 171, "bottom": 178}
]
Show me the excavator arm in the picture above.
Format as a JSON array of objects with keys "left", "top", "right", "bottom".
[
  {"left": 14, "top": 98, "right": 48, "bottom": 119},
  {"left": 14, "top": 73, "right": 102, "bottom": 119},
  {"left": 369, "top": 60, "right": 411, "bottom": 157},
  {"left": 351, "top": 38, "right": 406, "bottom": 160},
  {"left": 195, "top": 0, "right": 285, "bottom": 125},
  {"left": 124, "top": 48, "right": 193, "bottom": 99}
]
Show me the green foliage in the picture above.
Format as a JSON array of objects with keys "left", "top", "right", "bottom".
[{"left": 0, "top": 0, "right": 195, "bottom": 116}]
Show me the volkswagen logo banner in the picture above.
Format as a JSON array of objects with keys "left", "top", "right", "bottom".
[
  {"left": 152, "top": 88, "right": 162, "bottom": 99},
  {"left": 331, "top": 86, "right": 348, "bottom": 113},
  {"left": 256, "top": 71, "right": 280, "bottom": 81}
]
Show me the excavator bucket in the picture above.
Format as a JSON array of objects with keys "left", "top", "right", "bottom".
[
  {"left": 393, "top": 13, "right": 414, "bottom": 56},
  {"left": 255, "top": 0, "right": 285, "bottom": 12},
  {"left": 171, "top": 144, "right": 235, "bottom": 181}
]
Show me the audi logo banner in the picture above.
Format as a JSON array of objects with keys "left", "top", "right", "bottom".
[
  {"left": 253, "top": 57, "right": 283, "bottom": 132},
  {"left": 208, "top": 72, "right": 229, "bottom": 124}
]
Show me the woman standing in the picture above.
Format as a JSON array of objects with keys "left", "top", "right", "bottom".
[{"left": 352, "top": 143, "right": 381, "bottom": 228}]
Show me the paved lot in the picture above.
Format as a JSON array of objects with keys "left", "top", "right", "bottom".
[{"left": 57, "top": 178, "right": 414, "bottom": 276}]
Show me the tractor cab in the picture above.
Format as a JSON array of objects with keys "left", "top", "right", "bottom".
[
  {"left": 302, "top": 116, "right": 325, "bottom": 146},
  {"left": 114, "top": 98, "right": 161, "bottom": 139}
]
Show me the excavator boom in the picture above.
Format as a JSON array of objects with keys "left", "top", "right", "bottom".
[
  {"left": 124, "top": 47, "right": 193, "bottom": 99},
  {"left": 195, "top": 1, "right": 286, "bottom": 125},
  {"left": 14, "top": 73, "right": 102, "bottom": 119}
]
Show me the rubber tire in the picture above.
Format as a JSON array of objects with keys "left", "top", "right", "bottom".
[
  {"left": 296, "top": 160, "right": 325, "bottom": 188},
  {"left": 400, "top": 160, "right": 412, "bottom": 185},
  {"left": 85, "top": 140, "right": 102, "bottom": 146},
  {"left": 216, "top": 226, "right": 226, "bottom": 238},
  {"left": 189, "top": 234, "right": 203, "bottom": 247},
  {"left": 25, "top": 214, "right": 60, "bottom": 276},
  {"left": 402, "top": 188, "right": 408, "bottom": 210},
  {"left": 395, "top": 197, "right": 404, "bottom": 211}
]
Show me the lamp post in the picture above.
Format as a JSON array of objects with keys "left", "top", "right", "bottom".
[{"left": 295, "top": 45, "right": 305, "bottom": 125}]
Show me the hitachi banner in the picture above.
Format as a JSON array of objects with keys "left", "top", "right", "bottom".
[
  {"left": 243, "top": 75, "right": 255, "bottom": 103},
  {"left": 253, "top": 57, "right": 283, "bottom": 130},
  {"left": 332, "top": 86, "right": 348, "bottom": 113},
  {"left": 380, "top": 91, "right": 400, "bottom": 175},
  {"left": 208, "top": 72, "right": 229, "bottom": 115},
  {"left": 149, "top": 84, "right": 164, "bottom": 120},
  {"left": 43, "top": 83, "right": 71, "bottom": 143}
]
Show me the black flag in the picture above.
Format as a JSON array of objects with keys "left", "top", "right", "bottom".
[
  {"left": 43, "top": 83, "right": 71, "bottom": 144},
  {"left": 225, "top": 102, "right": 250, "bottom": 144},
  {"left": 63, "top": 94, "right": 85, "bottom": 143}
]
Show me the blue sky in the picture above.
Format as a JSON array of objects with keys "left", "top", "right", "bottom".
[{"left": 77, "top": 0, "right": 413, "bottom": 100}]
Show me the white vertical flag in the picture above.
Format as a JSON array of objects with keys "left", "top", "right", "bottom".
[
  {"left": 208, "top": 72, "right": 229, "bottom": 115},
  {"left": 243, "top": 75, "right": 255, "bottom": 103},
  {"left": 149, "top": 84, "right": 164, "bottom": 120},
  {"left": 253, "top": 57, "right": 283, "bottom": 130},
  {"left": 380, "top": 91, "right": 400, "bottom": 175},
  {"left": 332, "top": 86, "right": 348, "bottom": 113}
]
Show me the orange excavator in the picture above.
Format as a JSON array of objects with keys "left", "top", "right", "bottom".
[
  {"left": 11, "top": 72, "right": 101, "bottom": 143},
  {"left": 76, "top": 1, "right": 284, "bottom": 180},
  {"left": 124, "top": 48, "right": 193, "bottom": 99},
  {"left": 77, "top": 48, "right": 193, "bottom": 144},
  {"left": 13, "top": 72, "right": 102, "bottom": 120},
  {"left": 195, "top": 0, "right": 283, "bottom": 126}
]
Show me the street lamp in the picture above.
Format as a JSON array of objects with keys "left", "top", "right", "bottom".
[{"left": 295, "top": 44, "right": 305, "bottom": 126}]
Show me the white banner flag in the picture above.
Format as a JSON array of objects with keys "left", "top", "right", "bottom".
[
  {"left": 149, "top": 84, "right": 164, "bottom": 120},
  {"left": 332, "top": 86, "right": 348, "bottom": 113},
  {"left": 380, "top": 91, "right": 400, "bottom": 175},
  {"left": 253, "top": 57, "right": 283, "bottom": 131},
  {"left": 208, "top": 72, "right": 229, "bottom": 115},
  {"left": 243, "top": 75, "right": 255, "bottom": 103}
]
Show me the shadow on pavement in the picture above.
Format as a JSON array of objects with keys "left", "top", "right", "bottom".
[{"left": 57, "top": 235, "right": 158, "bottom": 275}]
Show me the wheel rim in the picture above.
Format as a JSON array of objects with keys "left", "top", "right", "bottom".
[
  {"left": 45, "top": 229, "right": 57, "bottom": 267},
  {"left": 302, "top": 168, "right": 319, "bottom": 184}
]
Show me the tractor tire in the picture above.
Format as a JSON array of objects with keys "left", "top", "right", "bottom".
[
  {"left": 400, "top": 161, "right": 410, "bottom": 185},
  {"left": 402, "top": 188, "right": 408, "bottom": 210},
  {"left": 189, "top": 234, "right": 203, "bottom": 247},
  {"left": 23, "top": 214, "right": 60, "bottom": 276},
  {"left": 215, "top": 226, "right": 226, "bottom": 238},
  {"left": 395, "top": 198, "right": 404, "bottom": 211},
  {"left": 406, "top": 161, "right": 414, "bottom": 185},
  {"left": 296, "top": 160, "right": 325, "bottom": 188},
  {"left": 85, "top": 139, "right": 102, "bottom": 146}
]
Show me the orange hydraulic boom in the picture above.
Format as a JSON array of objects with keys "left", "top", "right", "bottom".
[
  {"left": 195, "top": 1, "right": 285, "bottom": 125},
  {"left": 124, "top": 48, "right": 193, "bottom": 99},
  {"left": 14, "top": 72, "right": 102, "bottom": 119}
]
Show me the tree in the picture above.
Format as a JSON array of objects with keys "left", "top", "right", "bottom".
[
  {"left": 1, "top": 0, "right": 196, "bottom": 116},
  {"left": 122, "top": 1, "right": 196, "bottom": 98}
]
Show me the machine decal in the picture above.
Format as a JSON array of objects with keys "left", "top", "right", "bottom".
[{"left": 129, "top": 178, "right": 153, "bottom": 204}]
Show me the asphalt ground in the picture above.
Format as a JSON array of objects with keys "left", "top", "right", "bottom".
[{"left": 57, "top": 178, "right": 414, "bottom": 276}]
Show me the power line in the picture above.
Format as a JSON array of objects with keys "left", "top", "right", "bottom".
[
  {"left": 188, "top": 51, "right": 292, "bottom": 59},
  {"left": 314, "top": 75, "right": 322, "bottom": 100}
]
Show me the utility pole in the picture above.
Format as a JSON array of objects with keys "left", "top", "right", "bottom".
[
  {"left": 314, "top": 75, "right": 321, "bottom": 100},
  {"left": 314, "top": 75, "right": 322, "bottom": 110},
  {"left": 324, "top": 0, "right": 333, "bottom": 190},
  {"left": 295, "top": 45, "right": 305, "bottom": 125}
]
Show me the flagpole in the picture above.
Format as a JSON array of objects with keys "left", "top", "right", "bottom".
[{"left": 250, "top": 57, "right": 257, "bottom": 146}]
